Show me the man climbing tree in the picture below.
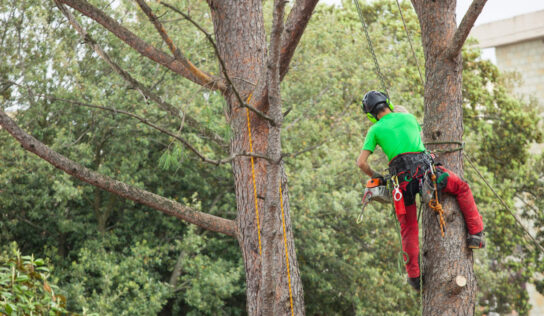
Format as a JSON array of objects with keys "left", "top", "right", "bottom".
[
  {"left": 0, "top": 0, "right": 491, "bottom": 314},
  {"left": 356, "top": 90, "right": 485, "bottom": 291}
]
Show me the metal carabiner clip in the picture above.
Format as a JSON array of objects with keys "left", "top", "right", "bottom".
[{"left": 393, "top": 189, "right": 403, "bottom": 202}]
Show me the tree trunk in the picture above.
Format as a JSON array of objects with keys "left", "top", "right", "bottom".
[
  {"left": 209, "top": 1, "right": 304, "bottom": 315},
  {"left": 411, "top": 0, "right": 478, "bottom": 314}
]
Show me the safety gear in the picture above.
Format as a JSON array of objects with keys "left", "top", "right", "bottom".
[
  {"left": 357, "top": 177, "right": 391, "bottom": 223},
  {"left": 467, "top": 231, "right": 485, "bottom": 249},
  {"left": 363, "top": 177, "right": 391, "bottom": 204},
  {"left": 388, "top": 152, "right": 431, "bottom": 177},
  {"left": 362, "top": 91, "right": 394, "bottom": 123}
]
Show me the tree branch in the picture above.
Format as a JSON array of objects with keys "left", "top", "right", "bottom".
[
  {"left": 249, "top": 0, "right": 319, "bottom": 114},
  {"left": 54, "top": 1, "right": 226, "bottom": 145},
  {"left": 0, "top": 109, "right": 236, "bottom": 236},
  {"left": 134, "top": 0, "right": 186, "bottom": 63},
  {"left": 280, "top": 0, "right": 319, "bottom": 80},
  {"left": 55, "top": 0, "right": 226, "bottom": 90},
  {"left": 159, "top": 1, "right": 277, "bottom": 126},
  {"left": 49, "top": 97, "right": 272, "bottom": 165},
  {"left": 446, "top": 0, "right": 488, "bottom": 59}
]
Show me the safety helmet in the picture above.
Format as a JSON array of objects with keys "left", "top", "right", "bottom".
[{"left": 361, "top": 91, "right": 394, "bottom": 123}]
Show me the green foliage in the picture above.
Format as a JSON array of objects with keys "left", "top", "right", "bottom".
[
  {"left": 1, "top": 0, "right": 543, "bottom": 315},
  {"left": 63, "top": 238, "right": 171, "bottom": 315},
  {"left": 0, "top": 243, "right": 68, "bottom": 315}
]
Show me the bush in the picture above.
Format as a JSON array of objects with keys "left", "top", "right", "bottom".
[{"left": 0, "top": 243, "right": 68, "bottom": 315}]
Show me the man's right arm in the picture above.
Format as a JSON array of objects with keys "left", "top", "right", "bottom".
[{"left": 357, "top": 150, "right": 381, "bottom": 178}]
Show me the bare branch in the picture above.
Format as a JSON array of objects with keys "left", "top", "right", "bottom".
[
  {"left": 49, "top": 97, "right": 272, "bottom": 165},
  {"left": 135, "top": 0, "right": 186, "bottom": 62},
  {"left": 446, "top": 0, "right": 488, "bottom": 58},
  {"left": 55, "top": 0, "right": 226, "bottom": 90},
  {"left": 0, "top": 109, "right": 236, "bottom": 236},
  {"left": 159, "top": 1, "right": 277, "bottom": 126},
  {"left": 54, "top": 2, "right": 226, "bottom": 145},
  {"left": 282, "top": 140, "right": 327, "bottom": 159},
  {"left": 280, "top": 0, "right": 319, "bottom": 80}
]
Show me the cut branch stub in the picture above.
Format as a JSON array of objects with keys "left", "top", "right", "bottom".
[{"left": 447, "top": 275, "right": 467, "bottom": 296}]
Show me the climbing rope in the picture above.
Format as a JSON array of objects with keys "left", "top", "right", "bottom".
[
  {"left": 279, "top": 184, "right": 295, "bottom": 316},
  {"left": 428, "top": 172, "right": 446, "bottom": 237},
  {"left": 425, "top": 141, "right": 464, "bottom": 154},
  {"left": 394, "top": 0, "right": 425, "bottom": 86},
  {"left": 245, "top": 93, "right": 263, "bottom": 256},
  {"left": 464, "top": 152, "right": 544, "bottom": 254},
  {"left": 245, "top": 93, "right": 295, "bottom": 315},
  {"left": 353, "top": 0, "right": 389, "bottom": 96}
]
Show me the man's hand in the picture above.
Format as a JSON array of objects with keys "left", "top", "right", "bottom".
[{"left": 371, "top": 171, "right": 385, "bottom": 181}]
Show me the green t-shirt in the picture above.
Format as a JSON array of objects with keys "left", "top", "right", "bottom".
[{"left": 362, "top": 112, "right": 425, "bottom": 161}]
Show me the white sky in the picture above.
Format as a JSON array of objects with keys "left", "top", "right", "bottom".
[
  {"left": 456, "top": 0, "right": 544, "bottom": 61},
  {"left": 456, "top": 0, "right": 544, "bottom": 25},
  {"left": 324, "top": 0, "right": 544, "bottom": 25}
]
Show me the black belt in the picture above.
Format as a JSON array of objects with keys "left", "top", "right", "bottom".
[{"left": 388, "top": 152, "right": 433, "bottom": 176}]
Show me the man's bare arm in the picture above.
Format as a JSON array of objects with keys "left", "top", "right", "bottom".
[{"left": 357, "top": 150, "right": 381, "bottom": 178}]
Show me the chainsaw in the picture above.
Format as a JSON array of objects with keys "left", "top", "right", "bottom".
[{"left": 357, "top": 176, "right": 392, "bottom": 223}]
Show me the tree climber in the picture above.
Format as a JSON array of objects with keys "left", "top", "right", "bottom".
[{"left": 356, "top": 91, "right": 485, "bottom": 291}]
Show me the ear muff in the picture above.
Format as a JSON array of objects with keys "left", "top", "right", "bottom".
[
  {"left": 362, "top": 91, "right": 393, "bottom": 123},
  {"left": 380, "top": 92, "right": 394, "bottom": 111},
  {"left": 366, "top": 113, "right": 378, "bottom": 123},
  {"left": 386, "top": 98, "right": 395, "bottom": 111}
]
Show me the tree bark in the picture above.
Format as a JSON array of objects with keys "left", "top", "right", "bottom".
[
  {"left": 208, "top": 1, "right": 304, "bottom": 314},
  {"left": 0, "top": 1, "right": 317, "bottom": 314},
  {"left": 410, "top": 0, "right": 487, "bottom": 314}
]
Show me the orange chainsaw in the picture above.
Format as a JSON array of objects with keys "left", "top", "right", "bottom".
[{"left": 357, "top": 176, "right": 391, "bottom": 223}]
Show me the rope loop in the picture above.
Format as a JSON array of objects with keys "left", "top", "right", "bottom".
[
  {"left": 424, "top": 141, "right": 464, "bottom": 154},
  {"left": 428, "top": 173, "right": 446, "bottom": 237}
]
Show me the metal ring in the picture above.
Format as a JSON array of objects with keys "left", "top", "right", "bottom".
[{"left": 393, "top": 189, "right": 403, "bottom": 202}]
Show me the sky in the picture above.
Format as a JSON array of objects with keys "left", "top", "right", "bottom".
[
  {"left": 456, "top": 0, "right": 544, "bottom": 61},
  {"left": 456, "top": 0, "right": 544, "bottom": 25}
]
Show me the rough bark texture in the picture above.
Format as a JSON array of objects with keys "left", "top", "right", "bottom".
[
  {"left": 209, "top": 1, "right": 304, "bottom": 314},
  {"left": 0, "top": 1, "right": 318, "bottom": 314},
  {"left": 410, "top": 0, "right": 486, "bottom": 314}
]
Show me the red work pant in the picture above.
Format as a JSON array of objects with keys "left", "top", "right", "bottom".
[{"left": 395, "top": 167, "right": 484, "bottom": 278}]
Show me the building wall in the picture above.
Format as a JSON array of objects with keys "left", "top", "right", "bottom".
[{"left": 494, "top": 38, "right": 544, "bottom": 105}]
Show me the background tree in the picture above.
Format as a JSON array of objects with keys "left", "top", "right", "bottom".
[
  {"left": 0, "top": 0, "right": 317, "bottom": 314},
  {"left": 1, "top": 0, "right": 543, "bottom": 315},
  {"left": 407, "top": 0, "right": 491, "bottom": 314}
]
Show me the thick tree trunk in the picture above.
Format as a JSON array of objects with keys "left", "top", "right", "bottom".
[
  {"left": 209, "top": 1, "right": 304, "bottom": 315},
  {"left": 411, "top": 0, "right": 477, "bottom": 314}
]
